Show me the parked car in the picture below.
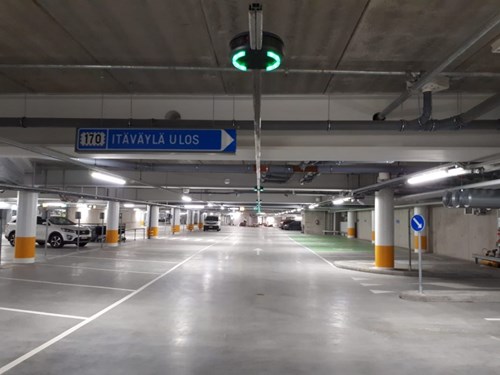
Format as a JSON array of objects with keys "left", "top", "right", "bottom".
[
  {"left": 283, "top": 220, "right": 302, "bottom": 231},
  {"left": 203, "top": 215, "right": 221, "bottom": 231},
  {"left": 4, "top": 216, "right": 92, "bottom": 248},
  {"left": 279, "top": 219, "right": 294, "bottom": 229}
]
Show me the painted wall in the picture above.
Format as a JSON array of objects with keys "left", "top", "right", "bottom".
[
  {"left": 357, "top": 211, "right": 371, "bottom": 241},
  {"left": 430, "top": 207, "right": 498, "bottom": 260},
  {"left": 303, "top": 211, "right": 325, "bottom": 235}
]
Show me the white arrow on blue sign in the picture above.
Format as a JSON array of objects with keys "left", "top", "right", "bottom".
[
  {"left": 411, "top": 214, "right": 425, "bottom": 232},
  {"left": 75, "top": 128, "right": 237, "bottom": 153}
]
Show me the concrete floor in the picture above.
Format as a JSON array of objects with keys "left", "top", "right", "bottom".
[{"left": 0, "top": 227, "right": 499, "bottom": 374}]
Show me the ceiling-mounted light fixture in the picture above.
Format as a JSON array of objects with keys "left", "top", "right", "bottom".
[
  {"left": 181, "top": 195, "right": 192, "bottom": 202},
  {"left": 308, "top": 203, "right": 319, "bottom": 209},
  {"left": 91, "top": 171, "right": 126, "bottom": 185},
  {"left": 333, "top": 197, "right": 350, "bottom": 205},
  {"left": 184, "top": 204, "right": 205, "bottom": 209},
  {"left": 407, "top": 166, "right": 469, "bottom": 185},
  {"left": 123, "top": 203, "right": 135, "bottom": 208}
]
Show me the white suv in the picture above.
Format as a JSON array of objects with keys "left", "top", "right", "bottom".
[
  {"left": 203, "top": 215, "right": 221, "bottom": 231},
  {"left": 4, "top": 216, "right": 92, "bottom": 248}
]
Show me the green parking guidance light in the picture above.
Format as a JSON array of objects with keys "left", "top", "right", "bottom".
[{"left": 230, "top": 32, "right": 284, "bottom": 72}]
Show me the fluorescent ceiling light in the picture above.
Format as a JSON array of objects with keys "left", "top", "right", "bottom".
[
  {"left": 407, "top": 167, "right": 469, "bottom": 185},
  {"left": 333, "top": 197, "right": 349, "bottom": 205},
  {"left": 123, "top": 203, "right": 135, "bottom": 208},
  {"left": 181, "top": 195, "right": 192, "bottom": 202},
  {"left": 184, "top": 204, "right": 204, "bottom": 209},
  {"left": 207, "top": 202, "right": 214, "bottom": 207},
  {"left": 91, "top": 171, "right": 126, "bottom": 185},
  {"left": 42, "top": 202, "right": 67, "bottom": 208},
  {"left": 308, "top": 203, "right": 318, "bottom": 209}
]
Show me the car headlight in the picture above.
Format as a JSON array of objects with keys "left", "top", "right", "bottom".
[{"left": 62, "top": 228, "right": 75, "bottom": 233}]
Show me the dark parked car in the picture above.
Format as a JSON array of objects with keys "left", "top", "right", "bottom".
[
  {"left": 279, "top": 219, "right": 294, "bottom": 229},
  {"left": 283, "top": 220, "right": 302, "bottom": 231}
]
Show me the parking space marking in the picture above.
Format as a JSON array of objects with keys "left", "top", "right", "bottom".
[
  {"left": 0, "top": 306, "right": 87, "bottom": 320},
  {"left": 370, "top": 290, "right": 396, "bottom": 294},
  {"left": 64, "top": 255, "right": 179, "bottom": 264},
  {"left": 352, "top": 277, "right": 370, "bottom": 281},
  {"left": 360, "top": 283, "right": 382, "bottom": 287},
  {"left": 0, "top": 276, "right": 135, "bottom": 292},
  {"left": 288, "top": 236, "right": 336, "bottom": 269},
  {"left": 37, "top": 263, "right": 162, "bottom": 275},
  {"left": 484, "top": 318, "right": 500, "bottom": 321},
  {"left": 0, "top": 235, "right": 233, "bottom": 374}
]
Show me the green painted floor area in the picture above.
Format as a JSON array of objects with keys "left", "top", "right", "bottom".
[{"left": 288, "top": 233, "right": 373, "bottom": 253}]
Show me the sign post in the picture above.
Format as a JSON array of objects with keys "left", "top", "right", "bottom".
[
  {"left": 76, "top": 128, "right": 237, "bottom": 153},
  {"left": 411, "top": 214, "right": 426, "bottom": 294}
]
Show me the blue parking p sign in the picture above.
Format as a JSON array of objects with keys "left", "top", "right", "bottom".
[{"left": 411, "top": 214, "right": 425, "bottom": 232}]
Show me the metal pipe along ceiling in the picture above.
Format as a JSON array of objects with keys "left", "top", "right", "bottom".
[
  {"left": 0, "top": 118, "right": 497, "bottom": 131},
  {"left": 374, "top": 13, "right": 500, "bottom": 120},
  {"left": 443, "top": 189, "right": 500, "bottom": 208},
  {"left": 0, "top": 64, "right": 499, "bottom": 78}
]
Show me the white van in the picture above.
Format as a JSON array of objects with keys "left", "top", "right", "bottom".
[{"left": 203, "top": 215, "right": 221, "bottom": 231}]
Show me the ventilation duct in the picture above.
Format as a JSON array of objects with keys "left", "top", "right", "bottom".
[{"left": 443, "top": 189, "right": 500, "bottom": 208}]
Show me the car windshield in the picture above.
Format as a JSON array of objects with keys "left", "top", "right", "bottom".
[
  {"left": 205, "top": 216, "right": 219, "bottom": 221},
  {"left": 48, "top": 217, "right": 75, "bottom": 225}
]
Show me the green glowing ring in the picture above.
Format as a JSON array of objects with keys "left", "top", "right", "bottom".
[
  {"left": 232, "top": 50, "right": 247, "bottom": 71},
  {"left": 266, "top": 50, "right": 281, "bottom": 71}
]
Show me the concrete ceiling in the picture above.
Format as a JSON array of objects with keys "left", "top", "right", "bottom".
[{"left": 0, "top": 0, "right": 499, "bottom": 94}]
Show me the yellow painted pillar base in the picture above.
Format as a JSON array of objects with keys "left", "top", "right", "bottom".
[
  {"left": 106, "top": 229, "right": 119, "bottom": 247},
  {"left": 347, "top": 228, "right": 356, "bottom": 239},
  {"left": 414, "top": 235, "right": 428, "bottom": 252},
  {"left": 187, "top": 224, "right": 194, "bottom": 231},
  {"left": 148, "top": 227, "right": 159, "bottom": 238},
  {"left": 172, "top": 225, "right": 181, "bottom": 234},
  {"left": 375, "top": 245, "right": 394, "bottom": 268},
  {"left": 198, "top": 223, "right": 203, "bottom": 230},
  {"left": 371, "top": 231, "right": 375, "bottom": 244},
  {"left": 14, "top": 237, "right": 36, "bottom": 264}
]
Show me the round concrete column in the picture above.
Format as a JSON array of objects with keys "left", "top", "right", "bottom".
[
  {"left": 414, "top": 206, "right": 428, "bottom": 253},
  {"left": 198, "top": 211, "right": 203, "bottom": 230},
  {"left": 148, "top": 205, "right": 159, "bottom": 239},
  {"left": 187, "top": 210, "right": 194, "bottom": 231},
  {"left": 371, "top": 210, "right": 375, "bottom": 244},
  {"left": 347, "top": 211, "right": 356, "bottom": 238},
  {"left": 14, "top": 191, "right": 38, "bottom": 264},
  {"left": 105, "top": 201, "right": 120, "bottom": 247},
  {"left": 172, "top": 208, "right": 181, "bottom": 234},
  {"left": 375, "top": 188, "right": 394, "bottom": 268}
]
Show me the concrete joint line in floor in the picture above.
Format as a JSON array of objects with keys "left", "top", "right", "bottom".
[
  {"left": 0, "top": 306, "right": 87, "bottom": 320},
  {"left": 0, "top": 235, "right": 233, "bottom": 375},
  {"left": 0, "top": 276, "right": 135, "bottom": 292}
]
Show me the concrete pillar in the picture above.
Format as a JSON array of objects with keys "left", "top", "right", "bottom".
[
  {"left": 105, "top": 201, "right": 120, "bottom": 247},
  {"left": 414, "top": 206, "right": 428, "bottom": 253},
  {"left": 14, "top": 191, "right": 38, "bottom": 263},
  {"left": 193, "top": 211, "right": 199, "bottom": 229},
  {"left": 172, "top": 207, "right": 181, "bottom": 234},
  {"left": 148, "top": 205, "right": 159, "bottom": 239},
  {"left": 375, "top": 188, "right": 394, "bottom": 268},
  {"left": 347, "top": 211, "right": 356, "bottom": 238},
  {"left": 371, "top": 210, "right": 375, "bottom": 244},
  {"left": 198, "top": 211, "right": 204, "bottom": 230},
  {"left": 187, "top": 210, "right": 194, "bottom": 231}
]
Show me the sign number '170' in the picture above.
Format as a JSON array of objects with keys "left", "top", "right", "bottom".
[{"left": 75, "top": 128, "right": 237, "bottom": 153}]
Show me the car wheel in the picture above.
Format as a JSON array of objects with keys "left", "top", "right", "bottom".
[
  {"left": 49, "top": 233, "right": 64, "bottom": 248},
  {"left": 217, "top": 228, "right": 221, "bottom": 232},
  {"left": 8, "top": 232, "right": 15, "bottom": 247},
  {"left": 78, "top": 242, "right": 88, "bottom": 247}
]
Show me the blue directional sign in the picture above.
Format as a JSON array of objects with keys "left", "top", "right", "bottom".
[
  {"left": 411, "top": 214, "right": 425, "bottom": 232},
  {"left": 75, "top": 128, "right": 237, "bottom": 153}
]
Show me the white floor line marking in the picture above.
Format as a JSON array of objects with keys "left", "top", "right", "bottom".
[
  {"left": 0, "top": 235, "right": 232, "bottom": 374},
  {"left": 485, "top": 318, "right": 500, "bottom": 321},
  {"left": 352, "top": 277, "right": 370, "bottom": 281},
  {"left": 64, "top": 255, "right": 178, "bottom": 264},
  {"left": 287, "top": 236, "right": 337, "bottom": 269},
  {"left": 370, "top": 290, "right": 396, "bottom": 294},
  {"left": 0, "top": 306, "right": 87, "bottom": 320},
  {"left": 360, "top": 283, "right": 382, "bottom": 287},
  {"left": 46, "top": 248, "right": 101, "bottom": 260},
  {"left": 489, "top": 336, "right": 500, "bottom": 341},
  {"left": 0, "top": 276, "right": 134, "bottom": 292},
  {"left": 36, "top": 263, "right": 162, "bottom": 275}
]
